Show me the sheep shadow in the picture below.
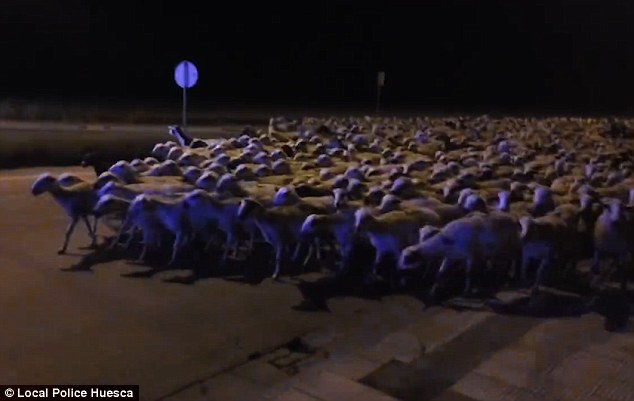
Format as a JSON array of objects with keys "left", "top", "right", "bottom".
[
  {"left": 61, "top": 237, "right": 129, "bottom": 272},
  {"left": 484, "top": 289, "right": 595, "bottom": 318},
  {"left": 291, "top": 245, "right": 408, "bottom": 312}
]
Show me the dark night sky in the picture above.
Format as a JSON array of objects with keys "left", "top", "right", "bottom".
[{"left": 1, "top": 1, "right": 633, "bottom": 113}]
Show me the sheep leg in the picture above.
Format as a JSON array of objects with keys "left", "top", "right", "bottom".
[
  {"left": 136, "top": 244, "right": 148, "bottom": 262},
  {"left": 314, "top": 237, "right": 322, "bottom": 261},
  {"left": 291, "top": 242, "right": 303, "bottom": 261},
  {"left": 136, "top": 231, "right": 154, "bottom": 262},
  {"left": 430, "top": 257, "right": 450, "bottom": 297},
  {"left": 221, "top": 244, "right": 231, "bottom": 265},
  {"left": 230, "top": 236, "right": 240, "bottom": 258},
  {"left": 372, "top": 251, "right": 383, "bottom": 276},
  {"left": 463, "top": 258, "right": 474, "bottom": 295},
  {"left": 83, "top": 216, "right": 97, "bottom": 248},
  {"left": 92, "top": 215, "right": 99, "bottom": 238},
  {"left": 336, "top": 243, "right": 352, "bottom": 275},
  {"left": 167, "top": 233, "right": 186, "bottom": 266},
  {"left": 122, "top": 227, "right": 137, "bottom": 249},
  {"left": 618, "top": 252, "right": 628, "bottom": 292},
  {"left": 110, "top": 216, "right": 131, "bottom": 250},
  {"left": 532, "top": 258, "right": 549, "bottom": 293},
  {"left": 302, "top": 242, "right": 314, "bottom": 268},
  {"left": 520, "top": 254, "right": 531, "bottom": 285},
  {"left": 247, "top": 229, "right": 255, "bottom": 254},
  {"left": 590, "top": 250, "right": 601, "bottom": 275},
  {"left": 272, "top": 245, "right": 284, "bottom": 279},
  {"left": 58, "top": 217, "right": 79, "bottom": 254}
]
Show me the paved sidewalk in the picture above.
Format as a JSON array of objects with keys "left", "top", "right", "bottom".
[{"left": 162, "top": 290, "right": 633, "bottom": 401}]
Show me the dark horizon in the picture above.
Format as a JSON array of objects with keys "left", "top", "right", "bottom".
[{"left": 2, "top": 1, "right": 633, "bottom": 115}]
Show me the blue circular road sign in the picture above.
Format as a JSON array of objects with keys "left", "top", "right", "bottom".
[{"left": 175, "top": 60, "right": 198, "bottom": 89}]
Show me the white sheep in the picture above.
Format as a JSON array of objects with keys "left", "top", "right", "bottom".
[
  {"left": 399, "top": 212, "right": 521, "bottom": 295},
  {"left": 518, "top": 213, "right": 571, "bottom": 291},
  {"left": 354, "top": 207, "right": 440, "bottom": 279},
  {"left": 182, "top": 189, "right": 255, "bottom": 263},
  {"left": 31, "top": 173, "right": 98, "bottom": 253},
  {"left": 272, "top": 186, "right": 336, "bottom": 214},
  {"left": 237, "top": 199, "right": 316, "bottom": 278},
  {"left": 118, "top": 194, "right": 188, "bottom": 264},
  {"left": 591, "top": 198, "right": 633, "bottom": 290}
]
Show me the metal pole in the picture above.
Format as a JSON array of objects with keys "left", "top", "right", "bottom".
[
  {"left": 183, "top": 62, "right": 189, "bottom": 130},
  {"left": 182, "top": 87, "right": 187, "bottom": 130}
]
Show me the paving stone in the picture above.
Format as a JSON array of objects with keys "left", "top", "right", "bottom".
[
  {"left": 450, "top": 371, "right": 550, "bottom": 401},
  {"left": 474, "top": 346, "right": 552, "bottom": 390},
  {"left": 232, "top": 359, "right": 290, "bottom": 386},
  {"left": 161, "top": 383, "right": 211, "bottom": 401},
  {"left": 450, "top": 371, "right": 519, "bottom": 401},
  {"left": 303, "top": 352, "right": 380, "bottom": 381},
  {"left": 549, "top": 350, "right": 625, "bottom": 396},
  {"left": 268, "top": 387, "right": 323, "bottom": 401},
  {"left": 293, "top": 370, "right": 400, "bottom": 401},
  {"left": 197, "top": 373, "right": 269, "bottom": 401},
  {"left": 589, "top": 375, "right": 634, "bottom": 401},
  {"left": 301, "top": 326, "right": 339, "bottom": 348},
  {"left": 407, "top": 310, "right": 493, "bottom": 354},
  {"left": 360, "top": 331, "right": 423, "bottom": 364}
]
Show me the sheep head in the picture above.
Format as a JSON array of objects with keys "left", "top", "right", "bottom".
[
  {"left": 601, "top": 198, "right": 625, "bottom": 223},
  {"left": 237, "top": 198, "right": 264, "bottom": 220},
  {"left": 378, "top": 194, "right": 401, "bottom": 214},
  {"left": 195, "top": 171, "right": 218, "bottom": 191},
  {"left": 93, "top": 194, "right": 128, "bottom": 217},
  {"left": 353, "top": 207, "right": 377, "bottom": 233},
  {"left": 108, "top": 160, "right": 137, "bottom": 183},
  {"left": 273, "top": 186, "right": 300, "bottom": 207},
  {"left": 497, "top": 190, "right": 511, "bottom": 211},
  {"left": 398, "top": 244, "right": 424, "bottom": 270},
  {"left": 31, "top": 173, "right": 57, "bottom": 196},
  {"left": 300, "top": 214, "right": 326, "bottom": 236},
  {"left": 182, "top": 166, "right": 203, "bottom": 184}
]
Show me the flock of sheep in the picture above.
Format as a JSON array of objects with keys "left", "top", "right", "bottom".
[{"left": 31, "top": 115, "right": 634, "bottom": 299}]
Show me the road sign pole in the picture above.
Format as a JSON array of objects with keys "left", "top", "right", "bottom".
[
  {"left": 183, "top": 62, "right": 189, "bottom": 130},
  {"left": 182, "top": 87, "right": 187, "bottom": 130},
  {"left": 376, "top": 71, "right": 385, "bottom": 115}
]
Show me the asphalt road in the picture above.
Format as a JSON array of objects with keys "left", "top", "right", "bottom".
[{"left": 0, "top": 166, "right": 427, "bottom": 400}]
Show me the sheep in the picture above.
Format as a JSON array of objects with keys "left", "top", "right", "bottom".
[
  {"left": 214, "top": 173, "right": 278, "bottom": 205},
  {"left": 591, "top": 198, "right": 633, "bottom": 290},
  {"left": 271, "top": 186, "right": 336, "bottom": 213},
  {"left": 398, "top": 212, "right": 521, "bottom": 296},
  {"left": 518, "top": 213, "right": 571, "bottom": 291},
  {"left": 530, "top": 186, "right": 557, "bottom": 217},
  {"left": 353, "top": 207, "right": 441, "bottom": 279},
  {"left": 237, "top": 198, "right": 316, "bottom": 278},
  {"left": 182, "top": 189, "right": 256, "bottom": 263},
  {"left": 376, "top": 194, "right": 443, "bottom": 224},
  {"left": 31, "top": 173, "right": 98, "bottom": 253},
  {"left": 168, "top": 125, "right": 194, "bottom": 147},
  {"left": 117, "top": 193, "right": 189, "bottom": 264},
  {"left": 97, "top": 180, "right": 194, "bottom": 201},
  {"left": 92, "top": 194, "right": 134, "bottom": 246},
  {"left": 299, "top": 211, "right": 358, "bottom": 272},
  {"left": 80, "top": 149, "right": 117, "bottom": 176}
]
